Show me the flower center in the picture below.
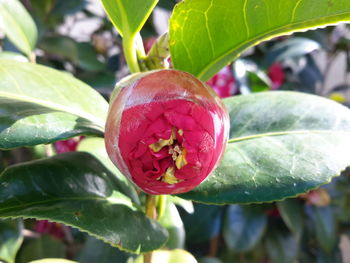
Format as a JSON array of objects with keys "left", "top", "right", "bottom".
[{"left": 149, "top": 127, "right": 187, "bottom": 184}]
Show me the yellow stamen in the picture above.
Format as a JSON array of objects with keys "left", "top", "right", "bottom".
[
  {"left": 149, "top": 128, "right": 188, "bottom": 184},
  {"left": 149, "top": 128, "right": 176, "bottom": 152},
  {"left": 174, "top": 146, "right": 188, "bottom": 169},
  {"left": 162, "top": 167, "right": 180, "bottom": 184},
  {"left": 178, "top": 129, "right": 184, "bottom": 136}
]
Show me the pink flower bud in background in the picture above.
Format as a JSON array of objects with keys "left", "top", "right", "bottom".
[
  {"left": 105, "top": 70, "right": 229, "bottom": 195},
  {"left": 206, "top": 66, "right": 236, "bottom": 98},
  {"left": 299, "top": 188, "right": 331, "bottom": 207},
  {"left": 35, "top": 220, "right": 65, "bottom": 240},
  {"left": 144, "top": 37, "right": 157, "bottom": 54},
  {"left": 268, "top": 63, "right": 285, "bottom": 90},
  {"left": 54, "top": 137, "right": 84, "bottom": 154},
  {"left": 265, "top": 207, "right": 281, "bottom": 218}
]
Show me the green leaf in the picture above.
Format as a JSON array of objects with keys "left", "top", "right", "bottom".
[
  {"left": 0, "top": 52, "right": 28, "bottom": 62},
  {"left": 77, "top": 236, "right": 134, "bottom": 263},
  {"left": 158, "top": 0, "right": 177, "bottom": 10},
  {"left": 52, "top": 0, "right": 87, "bottom": 15},
  {"left": 77, "top": 43, "right": 106, "bottom": 72},
  {"left": 159, "top": 201, "right": 185, "bottom": 249},
  {"left": 0, "top": 152, "right": 168, "bottom": 253},
  {"left": 265, "top": 228, "right": 298, "bottom": 263},
  {"left": 180, "top": 91, "right": 350, "bottom": 204},
  {"left": 223, "top": 205, "right": 267, "bottom": 252},
  {"left": 198, "top": 258, "right": 223, "bottom": 263},
  {"left": 0, "top": 219, "right": 23, "bottom": 263},
  {"left": 134, "top": 249, "right": 198, "bottom": 263},
  {"left": 100, "top": 0, "right": 159, "bottom": 72},
  {"left": 17, "top": 235, "right": 66, "bottom": 263},
  {"left": 316, "top": 247, "right": 342, "bottom": 263},
  {"left": 181, "top": 204, "right": 223, "bottom": 245},
  {"left": 77, "top": 137, "right": 139, "bottom": 204},
  {"left": 39, "top": 36, "right": 79, "bottom": 62},
  {"left": 30, "top": 260, "right": 78, "bottom": 263},
  {"left": 39, "top": 38, "right": 105, "bottom": 72},
  {"left": 0, "top": 0, "right": 38, "bottom": 56},
  {"left": 169, "top": 0, "right": 350, "bottom": 81},
  {"left": 312, "top": 206, "right": 338, "bottom": 254},
  {"left": 100, "top": 0, "right": 158, "bottom": 38},
  {"left": 0, "top": 60, "right": 108, "bottom": 149},
  {"left": 277, "top": 199, "right": 304, "bottom": 238}
]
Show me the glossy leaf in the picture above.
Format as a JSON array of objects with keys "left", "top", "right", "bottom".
[
  {"left": 100, "top": 0, "right": 158, "bottom": 38},
  {"left": 0, "top": 219, "right": 23, "bottom": 263},
  {"left": 223, "top": 205, "right": 267, "bottom": 252},
  {"left": 0, "top": 152, "right": 168, "bottom": 253},
  {"left": 277, "top": 199, "right": 304, "bottom": 238},
  {"left": 181, "top": 91, "right": 350, "bottom": 204},
  {"left": 169, "top": 0, "right": 350, "bottom": 81},
  {"left": 0, "top": 60, "right": 108, "bottom": 149},
  {"left": 77, "top": 137, "right": 139, "bottom": 204},
  {"left": 0, "top": 0, "right": 38, "bottom": 56}
]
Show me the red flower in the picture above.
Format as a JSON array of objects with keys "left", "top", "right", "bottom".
[
  {"left": 266, "top": 207, "right": 281, "bottom": 218},
  {"left": 35, "top": 220, "right": 65, "bottom": 240},
  {"left": 206, "top": 66, "right": 236, "bottom": 98},
  {"left": 105, "top": 70, "right": 229, "bottom": 195},
  {"left": 268, "top": 63, "right": 285, "bottom": 90},
  {"left": 54, "top": 137, "right": 84, "bottom": 154}
]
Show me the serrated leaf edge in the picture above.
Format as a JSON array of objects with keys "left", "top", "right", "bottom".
[{"left": 178, "top": 164, "right": 348, "bottom": 205}]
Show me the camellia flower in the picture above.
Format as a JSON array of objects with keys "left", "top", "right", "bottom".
[
  {"left": 35, "top": 220, "right": 65, "bottom": 240},
  {"left": 54, "top": 136, "right": 84, "bottom": 154},
  {"left": 206, "top": 66, "right": 236, "bottom": 98},
  {"left": 105, "top": 69, "right": 229, "bottom": 195},
  {"left": 268, "top": 63, "right": 285, "bottom": 90}
]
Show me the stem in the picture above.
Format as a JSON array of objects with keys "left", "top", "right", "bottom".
[
  {"left": 123, "top": 37, "right": 141, "bottom": 73},
  {"left": 157, "top": 195, "right": 167, "bottom": 219},
  {"left": 135, "top": 33, "right": 146, "bottom": 59},
  {"left": 144, "top": 194, "right": 157, "bottom": 263},
  {"left": 29, "top": 52, "right": 36, "bottom": 63}
]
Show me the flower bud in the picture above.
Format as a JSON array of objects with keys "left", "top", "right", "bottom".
[{"left": 105, "top": 69, "right": 229, "bottom": 195}]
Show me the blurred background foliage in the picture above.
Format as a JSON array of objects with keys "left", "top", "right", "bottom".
[{"left": 1, "top": 0, "right": 350, "bottom": 262}]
